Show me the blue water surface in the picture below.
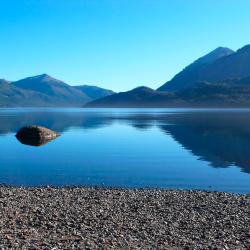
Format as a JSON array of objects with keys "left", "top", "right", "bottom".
[{"left": 0, "top": 108, "right": 249, "bottom": 193}]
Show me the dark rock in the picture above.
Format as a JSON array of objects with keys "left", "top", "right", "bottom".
[
  {"left": 15, "top": 125, "right": 60, "bottom": 146},
  {"left": 16, "top": 125, "right": 59, "bottom": 139}
]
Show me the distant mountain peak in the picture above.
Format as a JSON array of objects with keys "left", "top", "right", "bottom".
[
  {"left": 40, "top": 73, "right": 49, "bottom": 77},
  {"left": 213, "top": 46, "right": 234, "bottom": 52},
  {"left": 193, "top": 46, "right": 234, "bottom": 65},
  {"left": 237, "top": 44, "right": 250, "bottom": 53},
  {"left": 40, "top": 73, "right": 51, "bottom": 79},
  {"left": 158, "top": 46, "right": 236, "bottom": 91},
  {"left": 28, "top": 74, "right": 62, "bottom": 83},
  {"left": 210, "top": 46, "right": 235, "bottom": 57}
]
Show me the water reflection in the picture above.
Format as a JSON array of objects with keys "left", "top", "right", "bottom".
[
  {"left": 16, "top": 135, "right": 57, "bottom": 147},
  {"left": 158, "top": 113, "right": 250, "bottom": 174},
  {"left": 1, "top": 109, "right": 250, "bottom": 174},
  {"left": 0, "top": 110, "right": 112, "bottom": 134}
]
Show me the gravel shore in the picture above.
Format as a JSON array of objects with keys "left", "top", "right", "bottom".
[{"left": 0, "top": 187, "right": 249, "bottom": 249}]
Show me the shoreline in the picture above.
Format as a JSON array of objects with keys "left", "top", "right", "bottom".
[
  {"left": 0, "top": 183, "right": 249, "bottom": 194},
  {"left": 0, "top": 187, "right": 249, "bottom": 249}
]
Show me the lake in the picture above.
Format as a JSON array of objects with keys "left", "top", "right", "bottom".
[{"left": 0, "top": 108, "right": 250, "bottom": 193}]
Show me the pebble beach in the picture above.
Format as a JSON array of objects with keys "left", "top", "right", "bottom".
[{"left": 0, "top": 187, "right": 249, "bottom": 249}]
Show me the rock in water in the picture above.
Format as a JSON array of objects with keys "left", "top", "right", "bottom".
[
  {"left": 16, "top": 125, "right": 59, "bottom": 139},
  {"left": 16, "top": 125, "right": 59, "bottom": 146}
]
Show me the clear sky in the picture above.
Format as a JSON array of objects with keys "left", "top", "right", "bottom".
[{"left": 1, "top": 0, "right": 250, "bottom": 91}]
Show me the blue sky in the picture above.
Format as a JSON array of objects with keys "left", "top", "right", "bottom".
[{"left": 0, "top": 0, "right": 250, "bottom": 91}]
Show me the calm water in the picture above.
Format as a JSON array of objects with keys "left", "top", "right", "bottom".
[{"left": 0, "top": 108, "right": 250, "bottom": 193}]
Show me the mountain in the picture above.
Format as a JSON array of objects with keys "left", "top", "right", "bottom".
[
  {"left": 12, "top": 74, "right": 91, "bottom": 106},
  {"left": 86, "top": 77, "right": 250, "bottom": 107},
  {"left": 158, "top": 47, "right": 235, "bottom": 91},
  {"left": 74, "top": 85, "right": 114, "bottom": 100},
  {"left": 199, "top": 45, "right": 250, "bottom": 82},
  {"left": 86, "top": 44, "right": 250, "bottom": 108},
  {"left": 2, "top": 44, "right": 250, "bottom": 107},
  {"left": 0, "top": 74, "right": 114, "bottom": 107}
]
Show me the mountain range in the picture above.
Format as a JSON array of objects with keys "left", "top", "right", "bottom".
[
  {"left": 87, "top": 44, "right": 250, "bottom": 107},
  {"left": 1, "top": 44, "right": 250, "bottom": 107},
  {"left": 86, "top": 78, "right": 250, "bottom": 107},
  {"left": 0, "top": 74, "right": 114, "bottom": 107}
]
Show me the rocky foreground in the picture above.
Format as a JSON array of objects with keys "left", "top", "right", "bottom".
[{"left": 0, "top": 187, "right": 249, "bottom": 249}]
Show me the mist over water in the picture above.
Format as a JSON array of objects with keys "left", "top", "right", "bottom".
[{"left": 0, "top": 108, "right": 249, "bottom": 193}]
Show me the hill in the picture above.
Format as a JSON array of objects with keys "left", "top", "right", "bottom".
[{"left": 85, "top": 86, "right": 179, "bottom": 107}]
